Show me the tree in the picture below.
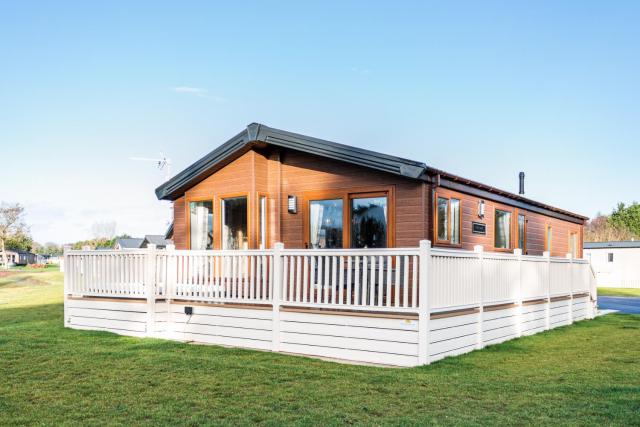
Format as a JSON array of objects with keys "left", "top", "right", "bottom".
[
  {"left": 91, "top": 221, "right": 117, "bottom": 240},
  {"left": 584, "top": 214, "right": 638, "bottom": 242},
  {"left": 0, "top": 203, "right": 27, "bottom": 269},
  {"left": 609, "top": 202, "right": 640, "bottom": 236},
  {"left": 5, "top": 231, "right": 34, "bottom": 252}
]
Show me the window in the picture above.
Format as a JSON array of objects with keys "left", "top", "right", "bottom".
[
  {"left": 258, "top": 196, "right": 267, "bottom": 249},
  {"left": 435, "top": 196, "right": 461, "bottom": 245},
  {"left": 608, "top": 252, "right": 614, "bottom": 263},
  {"left": 189, "top": 200, "right": 213, "bottom": 250},
  {"left": 545, "top": 225, "right": 553, "bottom": 252},
  {"left": 569, "top": 232, "right": 578, "bottom": 258},
  {"left": 221, "top": 196, "right": 248, "bottom": 250},
  {"left": 494, "top": 209, "right": 511, "bottom": 249},
  {"left": 351, "top": 196, "right": 388, "bottom": 248},
  {"left": 309, "top": 199, "right": 343, "bottom": 249},
  {"left": 517, "top": 214, "right": 526, "bottom": 251}
]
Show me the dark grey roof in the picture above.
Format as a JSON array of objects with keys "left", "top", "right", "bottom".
[
  {"left": 143, "top": 235, "right": 172, "bottom": 247},
  {"left": 116, "top": 238, "right": 144, "bottom": 249},
  {"left": 154, "top": 123, "right": 587, "bottom": 222},
  {"left": 584, "top": 241, "right": 640, "bottom": 249},
  {"left": 155, "top": 123, "right": 427, "bottom": 201},
  {"left": 164, "top": 222, "right": 174, "bottom": 239}
]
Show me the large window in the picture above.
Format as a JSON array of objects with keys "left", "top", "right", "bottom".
[
  {"left": 350, "top": 196, "right": 387, "bottom": 248},
  {"left": 494, "top": 209, "right": 511, "bottom": 249},
  {"left": 189, "top": 200, "right": 213, "bottom": 250},
  {"left": 517, "top": 213, "right": 526, "bottom": 252},
  {"left": 309, "top": 199, "right": 343, "bottom": 249},
  {"left": 436, "top": 196, "right": 461, "bottom": 245},
  {"left": 221, "top": 196, "right": 248, "bottom": 250}
]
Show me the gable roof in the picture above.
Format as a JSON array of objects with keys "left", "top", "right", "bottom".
[
  {"left": 116, "top": 238, "right": 144, "bottom": 249},
  {"left": 155, "top": 123, "right": 427, "bottom": 201},
  {"left": 584, "top": 241, "right": 640, "bottom": 249},
  {"left": 155, "top": 123, "right": 587, "bottom": 223}
]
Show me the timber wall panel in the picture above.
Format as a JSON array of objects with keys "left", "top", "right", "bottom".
[
  {"left": 431, "top": 187, "right": 583, "bottom": 257},
  {"left": 65, "top": 299, "right": 148, "bottom": 337}
]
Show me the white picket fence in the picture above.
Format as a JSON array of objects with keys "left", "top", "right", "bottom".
[{"left": 64, "top": 241, "right": 597, "bottom": 366}]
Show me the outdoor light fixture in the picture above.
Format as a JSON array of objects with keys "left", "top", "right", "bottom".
[
  {"left": 288, "top": 195, "right": 297, "bottom": 214},
  {"left": 478, "top": 200, "right": 485, "bottom": 218}
]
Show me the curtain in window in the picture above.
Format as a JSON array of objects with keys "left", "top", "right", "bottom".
[
  {"left": 309, "top": 202, "right": 324, "bottom": 248},
  {"left": 309, "top": 199, "right": 343, "bottom": 249},
  {"left": 450, "top": 199, "right": 460, "bottom": 244},
  {"left": 495, "top": 210, "right": 511, "bottom": 249}
]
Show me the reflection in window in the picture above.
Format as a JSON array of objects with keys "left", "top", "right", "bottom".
[
  {"left": 495, "top": 209, "right": 511, "bottom": 249},
  {"left": 450, "top": 199, "right": 460, "bottom": 244},
  {"left": 351, "top": 196, "right": 387, "bottom": 248},
  {"left": 545, "top": 226, "right": 553, "bottom": 252},
  {"left": 518, "top": 214, "right": 526, "bottom": 251},
  {"left": 309, "top": 199, "right": 343, "bottom": 249},
  {"left": 190, "top": 201, "right": 213, "bottom": 250},
  {"left": 221, "top": 196, "right": 248, "bottom": 250},
  {"left": 437, "top": 197, "right": 448, "bottom": 241}
]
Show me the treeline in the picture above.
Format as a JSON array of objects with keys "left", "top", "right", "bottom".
[{"left": 585, "top": 202, "right": 640, "bottom": 242}]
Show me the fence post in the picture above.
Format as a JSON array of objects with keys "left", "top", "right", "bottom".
[
  {"left": 145, "top": 244, "right": 157, "bottom": 337},
  {"left": 544, "top": 251, "right": 551, "bottom": 330},
  {"left": 165, "top": 244, "right": 176, "bottom": 339},
  {"left": 514, "top": 248, "right": 523, "bottom": 337},
  {"left": 63, "top": 245, "right": 71, "bottom": 327},
  {"left": 272, "top": 242, "right": 284, "bottom": 352},
  {"left": 418, "top": 240, "right": 431, "bottom": 365},
  {"left": 474, "top": 245, "right": 484, "bottom": 350},
  {"left": 567, "top": 253, "right": 574, "bottom": 324}
]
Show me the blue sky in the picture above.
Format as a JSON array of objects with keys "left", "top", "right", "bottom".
[{"left": 1, "top": 1, "right": 638, "bottom": 244}]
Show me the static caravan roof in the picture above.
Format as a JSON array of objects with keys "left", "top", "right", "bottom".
[
  {"left": 155, "top": 123, "right": 588, "bottom": 223},
  {"left": 584, "top": 241, "right": 640, "bottom": 249}
]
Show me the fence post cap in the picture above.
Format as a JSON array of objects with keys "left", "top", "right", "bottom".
[
  {"left": 565, "top": 253, "right": 573, "bottom": 259},
  {"left": 63, "top": 245, "right": 72, "bottom": 254},
  {"left": 514, "top": 248, "right": 523, "bottom": 257},
  {"left": 147, "top": 243, "right": 157, "bottom": 250},
  {"left": 81, "top": 245, "right": 92, "bottom": 251},
  {"left": 274, "top": 242, "right": 285, "bottom": 250},
  {"left": 543, "top": 251, "right": 551, "bottom": 258},
  {"left": 419, "top": 240, "right": 431, "bottom": 249},
  {"left": 166, "top": 244, "right": 175, "bottom": 251},
  {"left": 474, "top": 245, "right": 484, "bottom": 253}
]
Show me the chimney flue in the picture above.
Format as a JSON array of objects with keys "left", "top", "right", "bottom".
[{"left": 519, "top": 172, "right": 525, "bottom": 195}]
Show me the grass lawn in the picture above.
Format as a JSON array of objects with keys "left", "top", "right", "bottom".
[
  {"left": 598, "top": 287, "right": 640, "bottom": 297},
  {"left": 1, "top": 270, "right": 639, "bottom": 426}
]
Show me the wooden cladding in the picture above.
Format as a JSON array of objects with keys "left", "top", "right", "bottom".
[{"left": 171, "top": 147, "right": 584, "bottom": 257}]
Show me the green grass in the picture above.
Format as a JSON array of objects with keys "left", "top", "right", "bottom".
[
  {"left": 1, "top": 271, "right": 639, "bottom": 426},
  {"left": 598, "top": 287, "right": 640, "bottom": 297}
]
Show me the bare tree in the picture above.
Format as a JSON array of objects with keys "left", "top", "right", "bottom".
[
  {"left": 90, "top": 221, "right": 117, "bottom": 240},
  {"left": 0, "top": 203, "right": 26, "bottom": 269}
]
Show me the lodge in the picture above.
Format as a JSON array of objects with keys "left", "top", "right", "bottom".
[{"left": 157, "top": 123, "right": 587, "bottom": 258}]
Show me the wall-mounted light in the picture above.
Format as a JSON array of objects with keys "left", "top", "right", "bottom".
[
  {"left": 288, "top": 195, "right": 297, "bottom": 214},
  {"left": 478, "top": 200, "right": 485, "bottom": 218}
]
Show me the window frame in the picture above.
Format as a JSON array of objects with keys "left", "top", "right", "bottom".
[
  {"left": 433, "top": 192, "right": 462, "bottom": 247},
  {"left": 568, "top": 231, "right": 578, "bottom": 258},
  {"left": 185, "top": 196, "right": 215, "bottom": 250},
  {"left": 216, "top": 192, "right": 251, "bottom": 250},
  {"left": 302, "top": 186, "right": 395, "bottom": 249},
  {"left": 494, "top": 208, "right": 513, "bottom": 251},
  {"left": 257, "top": 193, "right": 268, "bottom": 249},
  {"left": 516, "top": 211, "right": 527, "bottom": 254},
  {"left": 544, "top": 225, "right": 553, "bottom": 253}
]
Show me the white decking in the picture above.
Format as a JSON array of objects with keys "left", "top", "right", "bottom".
[{"left": 64, "top": 242, "right": 597, "bottom": 367}]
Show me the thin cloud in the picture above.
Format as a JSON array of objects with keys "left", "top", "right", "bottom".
[{"left": 171, "top": 86, "right": 226, "bottom": 102}]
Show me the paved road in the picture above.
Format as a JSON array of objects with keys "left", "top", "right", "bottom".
[{"left": 598, "top": 296, "right": 640, "bottom": 314}]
